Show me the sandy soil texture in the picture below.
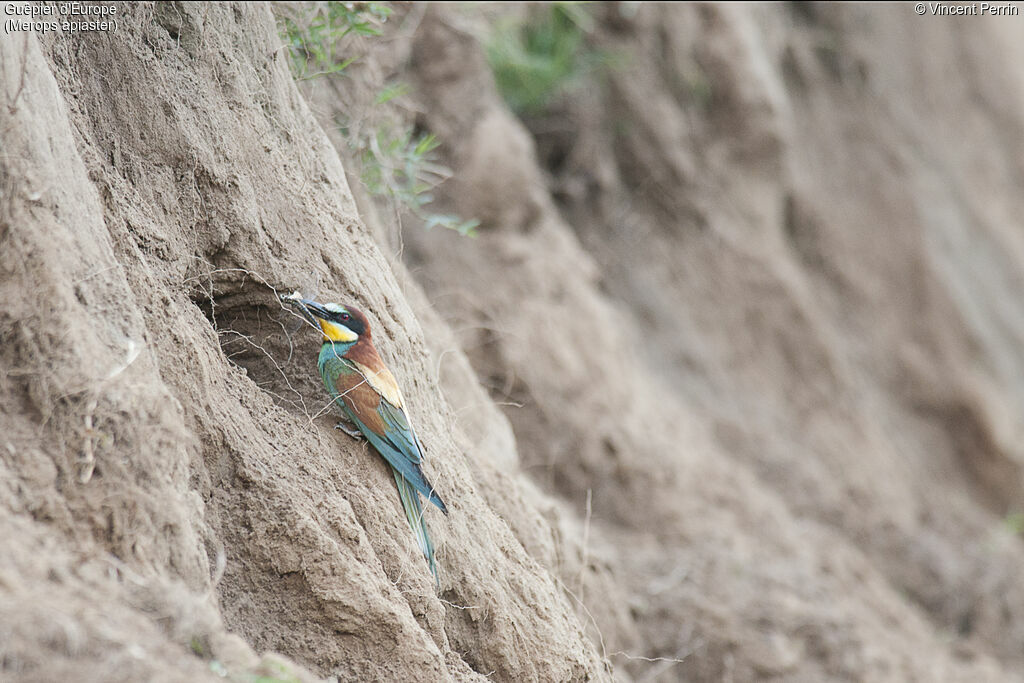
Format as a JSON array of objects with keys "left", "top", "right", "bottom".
[{"left": 2, "top": 3, "right": 1023, "bottom": 682}]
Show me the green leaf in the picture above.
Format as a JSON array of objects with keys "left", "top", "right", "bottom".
[
  {"left": 375, "top": 82, "right": 411, "bottom": 104},
  {"left": 413, "top": 134, "right": 440, "bottom": 156}
]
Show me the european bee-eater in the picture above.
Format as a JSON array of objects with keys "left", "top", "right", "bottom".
[{"left": 281, "top": 294, "right": 447, "bottom": 584}]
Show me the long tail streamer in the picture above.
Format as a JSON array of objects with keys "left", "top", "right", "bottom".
[{"left": 393, "top": 467, "right": 439, "bottom": 586}]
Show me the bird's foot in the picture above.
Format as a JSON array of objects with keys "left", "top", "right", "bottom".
[{"left": 334, "top": 421, "right": 365, "bottom": 440}]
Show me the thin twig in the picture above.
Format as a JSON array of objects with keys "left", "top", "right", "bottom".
[
  {"left": 5, "top": 34, "right": 29, "bottom": 114},
  {"left": 578, "top": 488, "right": 592, "bottom": 605}
]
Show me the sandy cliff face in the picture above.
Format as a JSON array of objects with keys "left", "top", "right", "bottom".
[
  {"left": 1, "top": 4, "right": 600, "bottom": 681},
  {"left": 3, "top": 2, "right": 1024, "bottom": 682}
]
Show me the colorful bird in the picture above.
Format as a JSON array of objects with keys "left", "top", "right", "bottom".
[{"left": 282, "top": 294, "right": 447, "bottom": 584}]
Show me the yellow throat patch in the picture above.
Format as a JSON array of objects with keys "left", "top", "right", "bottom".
[{"left": 318, "top": 319, "right": 358, "bottom": 343}]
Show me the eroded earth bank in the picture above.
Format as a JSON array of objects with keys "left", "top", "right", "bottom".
[{"left": 3, "top": 3, "right": 1024, "bottom": 681}]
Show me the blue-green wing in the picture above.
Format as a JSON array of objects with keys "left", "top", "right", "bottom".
[
  {"left": 378, "top": 399, "right": 425, "bottom": 464},
  {"left": 320, "top": 355, "right": 447, "bottom": 514}
]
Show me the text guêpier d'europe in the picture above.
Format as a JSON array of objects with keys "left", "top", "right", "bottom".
[{"left": 5, "top": 3, "right": 118, "bottom": 34}]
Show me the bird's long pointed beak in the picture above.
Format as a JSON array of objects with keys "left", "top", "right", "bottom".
[
  {"left": 299, "top": 298, "right": 331, "bottom": 320},
  {"left": 279, "top": 292, "right": 324, "bottom": 325}
]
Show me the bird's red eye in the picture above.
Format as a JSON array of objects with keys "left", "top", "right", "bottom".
[{"left": 340, "top": 313, "right": 350, "bottom": 321}]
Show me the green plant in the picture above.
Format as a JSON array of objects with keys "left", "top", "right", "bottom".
[
  {"left": 205, "top": 657, "right": 307, "bottom": 682},
  {"left": 1003, "top": 511, "right": 1024, "bottom": 535},
  {"left": 189, "top": 636, "right": 207, "bottom": 657},
  {"left": 278, "top": 2, "right": 392, "bottom": 80},
  {"left": 486, "top": 3, "right": 602, "bottom": 115},
  {"left": 374, "top": 81, "right": 410, "bottom": 105},
  {"left": 277, "top": 3, "right": 478, "bottom": 236},
  {"left": 357, "top": 126, "right": 479, "bottom": 236}
]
